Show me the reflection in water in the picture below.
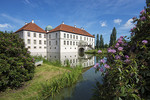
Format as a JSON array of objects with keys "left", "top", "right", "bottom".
[
  {"left": 46, "top": 54, "right": 103, "bottom": 100},
  {"left": 47, "top": 52, "right": 95, "bottom": 68}
]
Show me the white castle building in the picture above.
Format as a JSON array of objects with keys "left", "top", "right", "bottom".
[{"left": 15, "top": 20, "right": 95, "bottom": 59}]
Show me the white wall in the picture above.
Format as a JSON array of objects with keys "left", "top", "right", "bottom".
[{"left": 16, "top": 30, "right": 47, "bottom": 57}]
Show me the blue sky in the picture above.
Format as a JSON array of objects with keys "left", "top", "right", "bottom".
[{"left": 0, "top": 0, "right": 146, "bottom": 44}]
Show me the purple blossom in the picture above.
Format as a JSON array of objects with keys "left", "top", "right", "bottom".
[
  {"left": 108, "top": 49, "right": 116, "bottom": 53},
  {"left": 118, "top": 39, "right": 124, "bottom": 44},
  {"left": 124, "top": 59, "right": 130, "bottom": 63},
  {"left": 115, "top": 55, "right": 121, "bottom": 60},
  {"left": 99, "top": 67, "right": 104, "bottom": 72},
  {"left": 98, "top": 50, "right": 102, "bottom": 54},
  {"left": 93, "top": 63, "right": 99, "bottom": 68},
  {"left": 116, "top": 43, "right": 119, "bottom": 46},
  {"left": 32, "top": 58, "right": 35, "bottom": 62},
  {"left": 140, "top": 9, "right": 145, "bottom": 14},
  {"left": 104, "top": 64, "right": 110, "bottom": 69},
  {"left": 140, "top": 16, "right": 146, "bottom": 21},
  {"left": 100, "top": 59, "right": 105, "bottom": 63},
  {"left": 118, "top": 47, "right": 123, "bottom": 51},
  {"left": 142, "top": 40, "right": 148, "bottom": 44},
  {"left": 125, "top": 55, "right": 129, "bottom": 59}
]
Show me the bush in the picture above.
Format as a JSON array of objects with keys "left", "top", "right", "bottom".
[
  {"left": 0, "top": 32, "right": 35, "bottom": 91},
  {"left": 92, "top": 1, "right": 150, "bottom": 100}
]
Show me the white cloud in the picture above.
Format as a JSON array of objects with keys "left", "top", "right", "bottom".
[
  {"left": 1, "top": 13, "right": 24, "bottom": 25},
  {"left": 119, "top": 18, "right": 135, "bottom": 30},
  {"left": 0, "top": 23, "right": 12, "bottom": 28},
  {"left": 114, "top": 19, "right": 122, "bottom": 25},
  {"left": 25, "top": 0, "right": 30, "bottom": 4},
  {"left": 100, "top": 21, "right": 107, "bottom": 27}
]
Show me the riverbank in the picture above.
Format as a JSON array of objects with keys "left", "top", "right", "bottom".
[{"left": 0, "top": 62, "right": 82, "bottom": 100}]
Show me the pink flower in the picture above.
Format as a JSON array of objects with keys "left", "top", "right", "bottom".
[
  {"left": 118, "top": 47, "right": 123, "bottom": 51},
  {"left": 140, "top": 9, "right": 145, "bottom": 14},
  {"left": 142, "top": 40, "right": 148, "bottom": 44},
  {"left": 120, "top": 36, "right": 124, "bottom": 38},
  {"left": 124, "top": 59, "right": 130, "bottom": 63},
  {"left": 93, "top": 63, "right": 99, "bottom": 68},
  {"left": 140, "top": 16, "right": 146, "bottom": 21},
  {"left": 108, "top": 49, "right": 116, "bottom": 53},
  {"left": 115, "top": 55, "right": 121, "bottom": 60},
  {"left": 100, "top": 59, "right": 105, "bottom": 63},
  {"left": 116, "top": 43, "right": 119, "bottom": 46},
  {"left": 99, "top": 67, "right": 104, "bottom": 72},
  {"left": 98, "top": 50, "right": 102, "bottom": 54},
  {"left": 125, "top": 55, "right": 129, "bottom": 59},
  {"left": 104, "top": 64, "right": 110, "bottom": 69}
]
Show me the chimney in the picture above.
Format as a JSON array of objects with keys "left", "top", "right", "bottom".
[
  {"left": 74, "top": 25, "right": 76, "bottom": 28},
  {"left": 81, "top": 27, "right": 84, "bottom": 30},
  {"left": 25, "top": 22, "right": 28, "bottom": 25},
  {"left": 62, "top": 21, "right": 64, "bottom": 24},
  {"left": 32, "top": 20, "right": 34, "bottom": 23}
]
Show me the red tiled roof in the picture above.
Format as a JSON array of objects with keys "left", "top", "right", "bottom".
[
  {"left": 15, "top": 22, "right": 46, "bottom": 33},
  {"left": 48, "top": 24, "right": 95, "bottom": 38}
]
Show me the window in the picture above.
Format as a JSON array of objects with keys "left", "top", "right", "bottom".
[
  {"left": 50, "top": 47, "right": 51, "bottom": 49},
  {"left": 87, "top": 37, "right": 88, "bottom": 41},
  {"left": 44, "top": 41, "right": 46, "bottom": 45},
  {"left": 49, "top": 41, "right": 51, "bottom": 45},
  {"left": 44, "top": 47, "right": 46, "bottom": 49},
  {"left": 34, "top": 33, "right": 36, "bottom": 37},
  {"left": 56, "top": 33, "right": 57, "bottom": 38},
  {"left": 67, "top": 34, "right": 69, "bottom": 38},
  {"left": 39, "top": 40, "right": 42, "bottom": 44},
  {"left": 73, "top": 42, "right": 75, "bottom": 45},
  {"left": 34, "top": 40, "right": 36, "bottom": 44},
  {"left": 34, "top": 46, "right": 36, "bottom": 49},
  {"left": 39, "top": 34, "right": 42, "bottom": 38},
  {"left": 70, "top": 41, "right": 72, "bottom": 45},
  {"left": 64, "top": 33, "right": 66, "bottom": 38},
  {"left": 84, "top": 37, "right": 86, "bottom": 40},
  {"left": 80, "top": 36, "right": 82, "bottom": 40},
  {"left": 56, "top": 41, "right": 57, "bottom": 45},
  {"left": 55, "top": 47, "right": 56, "bottom": 49},
  {"left": 49, "top": 34, "right": 51, "bottom": 39},
  {"left": 76, "top": 36, "right": 78, "bottom": 39},
  {"left": 76, "top": 42, "right": 78, "bottom": 45},
  {"left": 70, "top": 35, "right": 72, "bottom": 39},
  {"left": 70, "top": 47, "right": 71, "bottom": 49},
  {"left": 44, "top": 34, "right": 46, "bottom": 38},
  {"left": 64, "top": 41, "right": 66, "bottom": 45},
  {"left": 67, "top": 41, "right": 69, "bottom": 45},
  {"left": 28, "top": 46, "right": 30, "bottom": 49},
  {"left": 73, "top": 35, "right": 75, "bottom": 39},
  {"left": 39, "top": 46, "right": 42, "bottom": 49},
  {"left": 27, "top": 39, "right": 30, "bottom": 44},
  {"left": 28, "top": 32, "right": 30, "bottom": 37}
]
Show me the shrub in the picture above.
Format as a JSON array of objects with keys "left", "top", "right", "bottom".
[
  {"left": 92, "top": 1, "right": 150, "bottom": 100},
  {"left": 0, "top": 32, "right": 35, "bottom": 91}
]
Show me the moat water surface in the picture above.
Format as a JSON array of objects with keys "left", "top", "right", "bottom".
[{"left": 48, "top": 55, "right": 104, "bottom": 100}]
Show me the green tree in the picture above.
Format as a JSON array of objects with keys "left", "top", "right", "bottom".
[
  {"left": 96, "top": 34, "right": 99, "bottom": 49},
  {"left": 109, "top": 27, "right": 117, "bottom": 46},
  {"left": 99, "top": 34, "right": 104, "bottom": 49}
]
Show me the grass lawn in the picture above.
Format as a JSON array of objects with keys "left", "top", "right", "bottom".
[{"left": 0, "top": 64, "right": 69, "bottom": 100}]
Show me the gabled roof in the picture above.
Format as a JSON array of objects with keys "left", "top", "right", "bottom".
[
  {"left": 48, "top": 24, "right": 95, "bottom": 38},
  {"left": 15, "top": 22, "right": 46, "bottom": 33}
]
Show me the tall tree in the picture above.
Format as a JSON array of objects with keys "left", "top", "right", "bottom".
[
  {"left": 109, "top": 27, "right": 117, "bottom": 47},
  {"left": 99, "top": 34, "right": 104, "bottom": 49},
  {"left": 96, "top": 34, "right": 99, "bottom": 49}
]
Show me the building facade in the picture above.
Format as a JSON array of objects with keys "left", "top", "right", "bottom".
[{"left": 15, "top": 20, "right": 95, "bottom": 59}]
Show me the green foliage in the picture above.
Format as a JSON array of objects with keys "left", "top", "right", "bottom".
[
  {"left": 0, "top": 32, "right": 35, "bottom": 91},
  {"left": 38, "top": 66, "right": 82, "bottom": 99},
  {"left": 96, "top": 34, "right": 99, "bottom": 49},
  {"left": 93, "top": 2, "right": 150, "bottom": 100},
  {"left": 99, "top": 34, "right": 104, "bottom": 49},
  {"left": 109, "top": 27, "right": 117, "bottom": 47}
]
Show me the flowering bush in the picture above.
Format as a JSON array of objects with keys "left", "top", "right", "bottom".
[
  {"left": 92, "top": 2, "right": 150, "bottom": 100},
  {"left": 0, "top": 32, "right": 35, "bottom": 91}
]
